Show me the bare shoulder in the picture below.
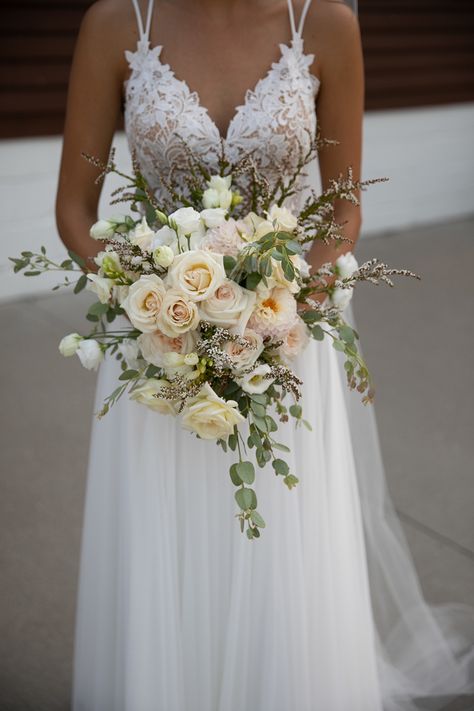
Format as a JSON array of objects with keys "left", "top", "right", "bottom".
[
  {"left": 78, "top": 0, "right": 140, "bottom": 56},
  {"left": 302, "top": 1, "right": 362, "bottom": 73}
]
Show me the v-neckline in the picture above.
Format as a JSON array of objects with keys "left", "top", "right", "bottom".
[{"left": 125, "top": 34, "right": 317, "bottom": 143}]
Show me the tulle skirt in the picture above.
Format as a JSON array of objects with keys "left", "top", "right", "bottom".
[{"left": 72, "top": 311, "right": 474, "bottom": 711}]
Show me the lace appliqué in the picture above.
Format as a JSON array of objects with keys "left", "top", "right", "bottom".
[{"left": 124, "top": 35, "right": 320, "bottom": 212}]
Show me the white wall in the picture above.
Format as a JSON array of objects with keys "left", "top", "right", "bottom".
[{"left": 1, "top": 102, "right": 473, "bottom": 302}]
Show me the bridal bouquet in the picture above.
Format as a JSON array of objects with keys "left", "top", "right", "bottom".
[{"left": 10, "top": 138, "right": 417, "bottom": 538}]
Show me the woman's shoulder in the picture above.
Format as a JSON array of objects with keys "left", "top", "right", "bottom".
[
  {"left": 303, "top": 1, "right": 362, "bottom": 73},
  {"left": 78, "top": 0, "right": 139, "bottom": 56}
]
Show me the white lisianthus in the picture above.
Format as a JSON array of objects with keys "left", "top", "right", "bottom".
[
  {"left": 121, "top": 274, "right": 166, "bottom": 332},
  {"left": 138, "top": 329, "right": 197, "bottom": 368},
  {"left": 89, "top": 219, "right": 115, "bottom": 240},
  {"left": 156, "top": 289, "right": 200, "bottom": 337},
  {"left": 168, "top": 207, "right": 202, "bottom": 236},
  {"left": 278, "top": 316, "right": 309, "bottom": 363},
  {"left": 335, "top": 252, "right": 358, "bottom": 279},
  {"left": 94, "top": 250, "right": 123, "bottom": 277},
  {"left": 200, "top": 208, "right": 228, "bottom": 228},
  {"left": 120, "top": 339, "right": 141, "bottom": 369},
  {"left": 203, "top": 175, "right": 233, "bottom": 210},
  {"left": 76, "top": 339, "right": 103, "bottom": 370},
  {"left": 152, "top": 245, "right": 175, "bottom": 268},
  {"left": 183, "top": 352, "right": 199, "bottom": 366},
  {"left": 89, "top": 215, "right": 128, "bottom": 240},
  {"left": 234, "top": 212, "right": 262, "bottom": 241},
  {"left": 59, "top": 333, "right": 82, "bottom": 357},
  {"left": 130, "top": 378, "right": 177, "bottom": 415},
  {"left": 253, "top": 217, "right": 275, "bottom": 240},
  {"left": 201, "top": 218, "right": 245, "bottom": 257},
  {"left": 331, "top": 286, "right": 354, "bottom": 310},
  {"left": 199, "top": 280, "right": 256, "bottom": 334},
  {"left": 223, "top": 329, "right": 264, "bottom": 373},
  {"left": 152, "top": 225, "right": 179, "bottom": 252},
  {"left": 112, "top": 284, "right": 130, "bottom": 304},
  {"left": 86, "top": 273, "right": 114, "bottom": 304},
  {"left": 267, "top": 204, "right": 298, "bottom": 232},
  {"left": 129, "top": 216, "right": 155, "bottom": 252},
  {"left": 294, "top": 254, "right": 311, "bottom": 279},
  {"left": 208, "top": 175, "right": 232, "bottom": 192},
  {"left": 161, "top": 352, "right": 195, "bottom": 378},
  {"left": 181, "top": 383, "right": 245, "bottom": 440},
  {"left": 236, "top": 364, "right": 274, "bottom": 395},
  {"left": 267, "top": 256, "right": 302, "bottom": 294},
  {"left": 166, "top": 250, "right": 226, "bottom": 302},
  {"left": 248, "top": 286, "right": 297, "bottom": 340}
]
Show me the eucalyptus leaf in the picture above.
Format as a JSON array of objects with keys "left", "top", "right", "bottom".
[{"left": 236, "top": 461, "right": 255, "bottom": 485}]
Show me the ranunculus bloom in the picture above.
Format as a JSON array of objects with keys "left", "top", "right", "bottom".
[
  {"left": 201, "top": 219, "right": 245, "bottom": 257},
  {"left": 278, "top": 316, "right": 309, "bottom": 363},
  {"left": 181, "top": 383, "right": 245, "bottom": 440},
  {"left": 121, "top": 274, "right": 166, "bottom": 333},
  {"left": 247, "top": 287, "right": 297, "bottom": 341},
  {"left": 199, "top": 280, "right": 256, "bottom": 333},
  {"left": 166, "top": 250, "right": 225, "bottom": 302},
  {"left": 156, "top": 289, "right": 200, "bottom": 337}
]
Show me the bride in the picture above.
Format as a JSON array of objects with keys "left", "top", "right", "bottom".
[{"left": 56, "top": 1, "right": 474, "bottom": 709}]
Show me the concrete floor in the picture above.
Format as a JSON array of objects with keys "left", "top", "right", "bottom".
[{"left": 0, "top": 216, "right": 473, "bottom": 710}]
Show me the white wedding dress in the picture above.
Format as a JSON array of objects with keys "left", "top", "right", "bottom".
[{"left": 72, "top": 1, "right": 474, "bottom": 709}]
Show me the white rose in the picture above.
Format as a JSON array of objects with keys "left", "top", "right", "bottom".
[
  {"left": 156, "top": 289, "right": 200, "bottom": 337},
  {"left": 236, "top": 364, "right": 274, "bottom": 395},
  {"left": 331, "top": 286, "right": 354, "bottom": 310},
  {"left": 168, "top": 207, "right": 202, "bottom": 236},
  {"left": 181, "top": 383, "right": 245, "bottom": 440},
  {"left": 130, "top": 378, "right": 177, "bottom": 415},
  {"left": 200, "top": 208, "right": 228, "bottom": 228},
  {"left": 336, "top": 252, "right": 358, "bottom": 279},
  {"left": 59, "top": 333, "right": 82, "bottom": 357},
  {"left": 153, "top": 245, "right": 175, "bottom": 268},
  {"left": 200, "top": 280, "right": 256, "bottom": 334},
  {"left": 278, "top": 316, "right": 309, "bottom": 363},
  {"left": 86, "top": 273, "right": 114, "bottom": 304},
  {"left": 267, "top": 204, "right": 298, "bottom": 232},
  {"left": 223, "top": 328, "right": 263, "bottom": 373},
  {"left": 166, "top": 250, "right": 225, "bottom": 302},
  {"left": 76, "top": 339, "right": 103, "bottom": 370},
  {"left": 138, "top": 329, "right": 197, "bottom": 367},
  {"left": 121, "top": 274, "right": 166, "bottom": 332},
  {"left": 129, "top": 216, "right": 155, "bottom": 252}
]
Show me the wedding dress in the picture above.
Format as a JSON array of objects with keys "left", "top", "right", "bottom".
[{"left": 72, "top": 1, "right": 474, "bottom": 709}]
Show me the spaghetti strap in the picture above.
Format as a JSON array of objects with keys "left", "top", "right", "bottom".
[
  {"left": 130, "top": 0, "right": 155, "bottom": 42},
  {"left": 297, "top": 0, "right": 313, "bottom": 36},
  {"left": 286, "top": 0, "right": 313, "bottom": 38}
]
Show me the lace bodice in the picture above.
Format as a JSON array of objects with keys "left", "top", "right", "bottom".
[{"left": 123, "top": 0, "right": 319, "bottom": 212}]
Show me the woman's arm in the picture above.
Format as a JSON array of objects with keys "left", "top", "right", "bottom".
[
  {"left": 55, "top": 0, "right": 132, "bottom": 271},
  {"left": 305, "top": 1, "right": 365, "bottom": 295}
]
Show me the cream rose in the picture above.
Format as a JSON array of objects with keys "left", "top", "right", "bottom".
[
  {"left": 223, "top": 328, "right": 264, "bottom": 373},
  {"left": 156, "top": 288, "right": 200, "bottom": 337},
  {"left": 181, "top": 383, "right": 245, "bottom": 440},
  {"left": 138, "top": 329, "right": 197, "bottom": 367},
  {"left": 199, "top": 280, "right": 256, "bottom": 333},
  {"left": 130, "top": 378, "right": 177, "bottom": 415},
  {"left": 121, "top": 274, "right": 166, "bottom": 333},
  {"left": 166, "top": 250, "right": 225, "bottom": 302}
]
